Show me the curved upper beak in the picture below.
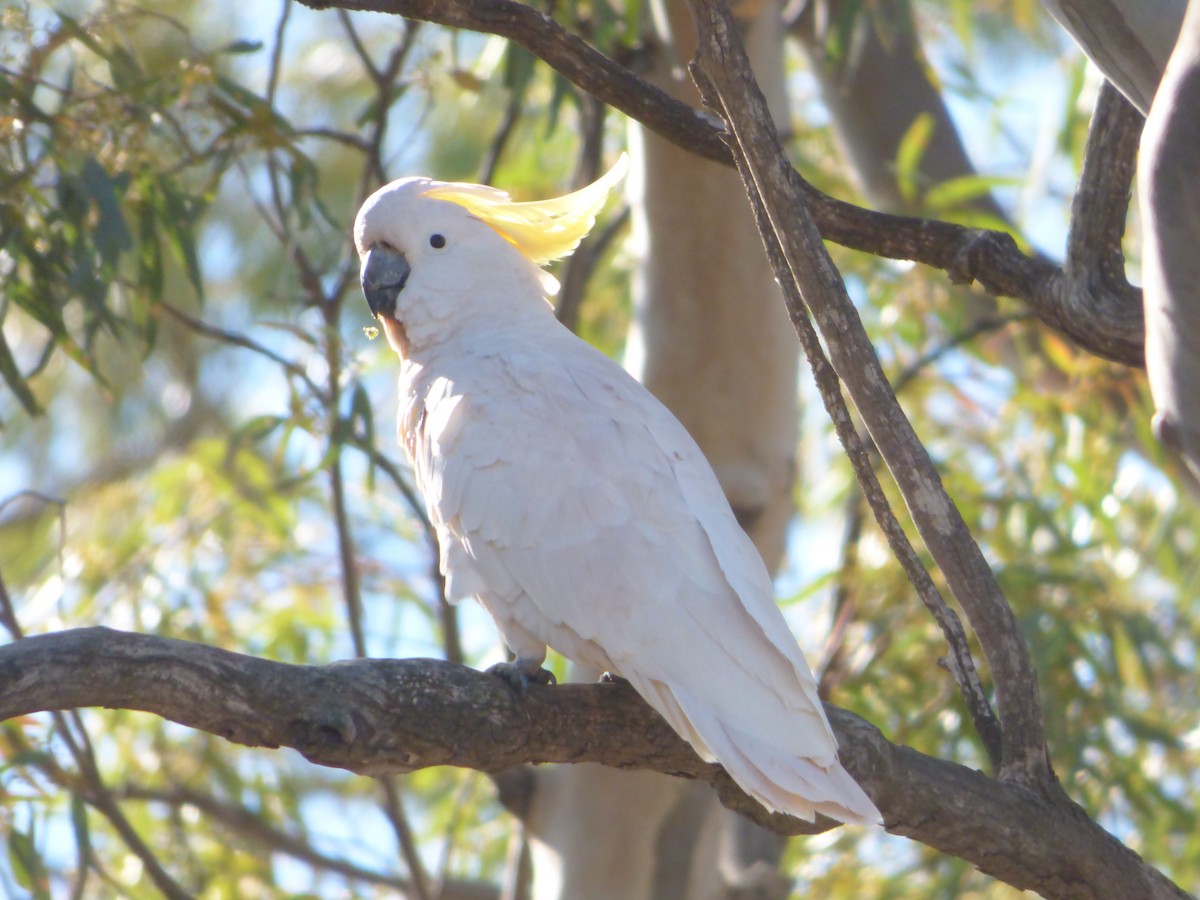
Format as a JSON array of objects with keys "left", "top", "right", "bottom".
[{"left": 361, "top": 245, "right": 411, "bottom": 318}]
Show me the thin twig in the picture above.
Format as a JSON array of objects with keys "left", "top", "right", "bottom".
[
  {"left": 555, "top": 94, "right": 613, "bottom": 333},
  {"left": 154, "top": 301, "right": 328, "bottom": 400},
  {"left": 379, "top": 776, "right": 434, "bottom": 900},
  {"left": 820, "top": 312, "right": 1030, "bottom": 698},
  {"left": 479, "top": 79, "right": 526, "bottom": 186},
  {"left": 892, "top": 313, "right": 1034, "bottom": 394},
  {"left": 295, "top": 126, "right": 374, "bottom": 151},
  {"left": 120, "top": 784, "right": 416, "bottom": 891}
]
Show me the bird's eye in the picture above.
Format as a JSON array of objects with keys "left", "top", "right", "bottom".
[{"left": 429, "top": 233, "right": 446, "bottom": 249}]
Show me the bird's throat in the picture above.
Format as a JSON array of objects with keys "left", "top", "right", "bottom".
[{"left": 380, "top": 315, "right": 410, "bottom": 357}]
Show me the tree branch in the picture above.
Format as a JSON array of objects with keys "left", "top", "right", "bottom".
[
  {"left": 300, "top": 0, "right": 1145, "bottom": 367},
  {"left": 745, "top": 155, "right": 1007, "bottom": 769},
  {"left": 1067, "top": 83, "right": 1141, "bottom": 284},
  {"left": 0, "top": 628, "right": 1188, "bottom": 900},
  {"left": 684, "top": 0, "right": 1052, "bottom": 786}
]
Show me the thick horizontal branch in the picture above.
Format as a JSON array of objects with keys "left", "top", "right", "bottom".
[
  {"left": 0, "top": 628, "right": 1187, "bottom": 899},
  {"left": 301, "top": 0, "right": 1146, "bottom": 367}
]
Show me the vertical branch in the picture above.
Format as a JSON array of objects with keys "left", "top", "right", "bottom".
[
  {"left": 329, "top": 457, "right": 367, "bottom": 657},
  {"left": 735, "top": 160, "right": 1003, "bottom": 769},
  {"left": 555, "top": 93, "right": 613, "bottom": 333},
  {"left": 816, "top": 489, "right": 865, "bottom": 697},
  {"left": 326, "top": 19, "right": 461, "bottom": 882},
  {"left": 378, "top": 776, "right": 434, "bottom": 900},
  {"left": 479, "top": 84, "right": 526, "bottom": 185},
  {"left": 499, "top": 818, "right": 533, "bottom": 900},
  {"left": 333, "top": 14, "right": 460, "bottom": 663},
  {"left": 259, "top": 0, "right": 366, "bottom": 656},
  {"left": 1065, "top": 82, "right": 1143, "bottom": 296},
  {"left": 686, "top": 0, "right": 1048, "bottom": 783}
]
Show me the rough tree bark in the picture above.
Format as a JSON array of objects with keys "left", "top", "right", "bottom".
[
  {"left": 1140, "top": 0, "right": 1200, "bottom": 492},
  {"left": 1, "top": 628, "right": 1189, "bottom": 900}
]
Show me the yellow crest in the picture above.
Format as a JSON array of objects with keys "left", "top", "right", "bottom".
[{"left": 423, "top": 154, "right": 628, "bottom": 266}]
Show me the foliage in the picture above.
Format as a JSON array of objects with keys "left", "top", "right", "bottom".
[{"left": 0, "top": 0, "right": 1197, "bottom": 897}]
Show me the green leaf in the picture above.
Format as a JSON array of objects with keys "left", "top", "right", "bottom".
[
  {"left": 924, "top": 173, "right": 1020, "bottom": 213},
  {"left": 233, "top": 414, "right": 287, "bottom": 447},
  {"left": 107, "top": 44, "right": 143, "bottom": 92},
  {"left": 70, "top": 793, "right": 92, "bottom": 866},
  {"left": 156, "top": 176, "right": 205, "bottom": 300},
  {"left": 895, "top": 112, "right": 935, "bottom": 206},
  {"left": 221, "top": 39, "right": 264, "bottom": 55},
  {"left": 80, "top": 156, "right": 133, "bottom": 268},
  {"left": 0, "top": 325, "right": 42, "bottom": 417},
  {"left": 502, "top": 44, "right": 537, "bottom": 97},
  {"left": 546, "top": 72, "right": 578, "bottom": 136},
  {"left": 827, "top": 0, "right": 865, "bottom": 62},
  {"left": 8, "top": 826, "right": 49, "bottom": 899},
  {"left": 0, "top": 746, "right": 57, "bottom": 771},
  {"left": 136, "top": 183, "right": 164, "bottom": 297},
  {"left": 56, "top": 14, "right": 110, "bottom": 61}
]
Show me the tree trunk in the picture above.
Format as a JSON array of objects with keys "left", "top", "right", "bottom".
[{"left": 522, "top": 1, "right": 799, "bottom": 897}]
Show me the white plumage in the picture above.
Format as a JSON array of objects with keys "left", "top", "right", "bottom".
[{"left": 354, "top": 158, "right": 880, "bottom": 826}]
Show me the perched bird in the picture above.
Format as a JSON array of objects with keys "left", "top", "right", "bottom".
[{"left": 355, "top": 157, "right": 880, "bottom": 825}]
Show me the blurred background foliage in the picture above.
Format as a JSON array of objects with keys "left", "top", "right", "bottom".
[{"left": 0, "top": 0, "right": 1197, "bottom": 897}]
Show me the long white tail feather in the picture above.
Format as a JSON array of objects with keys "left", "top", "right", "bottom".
[{"left": 632, "top": 676, "right": 881, "bottom": 826}]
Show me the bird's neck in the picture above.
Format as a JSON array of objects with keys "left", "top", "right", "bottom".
[{"left": 401, "top": 290, "right": 560, "bottom": 360}]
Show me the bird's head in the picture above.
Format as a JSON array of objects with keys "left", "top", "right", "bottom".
[{"left": 354, "top": 155, "right": 627, "bottom": 355}]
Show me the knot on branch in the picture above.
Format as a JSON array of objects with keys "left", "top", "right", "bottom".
[
  {"left": 289, "top": 706, "right": 359, "bottom": 755},
  {"left": 947, "top": 229, "right": 1020, "bottom": 287}
]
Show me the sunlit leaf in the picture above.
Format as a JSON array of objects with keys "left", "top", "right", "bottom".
[{"left": 895, "top": 112, "right": 935, "bottom": 206}]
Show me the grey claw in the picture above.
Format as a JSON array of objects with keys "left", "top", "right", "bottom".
[{"left": 487, "top": 661, "right": 556, "bottom": 694}]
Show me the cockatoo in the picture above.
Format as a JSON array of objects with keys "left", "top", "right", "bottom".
[{"left": 355, "top": 156, "right": 880, "bottom": 826}]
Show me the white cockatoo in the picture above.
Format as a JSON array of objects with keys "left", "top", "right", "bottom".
[{"left": 354, "top": 156, "right": 880, "bottom": 826}]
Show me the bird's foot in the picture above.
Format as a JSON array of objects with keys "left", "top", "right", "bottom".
[
  {"left": 598, "top": 672, "right": 629, "bottom": 685},
  {"left": 487, "top": 659, "right": 557, "bottom": 694}
]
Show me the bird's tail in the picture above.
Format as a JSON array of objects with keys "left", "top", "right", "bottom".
[{"left": 633, "top": 676, "right": 881, "bottom": 826}]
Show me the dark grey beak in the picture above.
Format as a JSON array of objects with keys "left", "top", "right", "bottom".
[{"left": 361, "top": 245, "right": 411, "bottom": 318}]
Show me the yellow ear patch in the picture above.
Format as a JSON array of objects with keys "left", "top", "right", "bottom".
[{"left": 422, "top": 154, "right": 628, "bottom": 265}]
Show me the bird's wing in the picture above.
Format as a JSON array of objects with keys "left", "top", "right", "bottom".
[{"left": 409, "top": 330, "right": 877, "bottom": 822}]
